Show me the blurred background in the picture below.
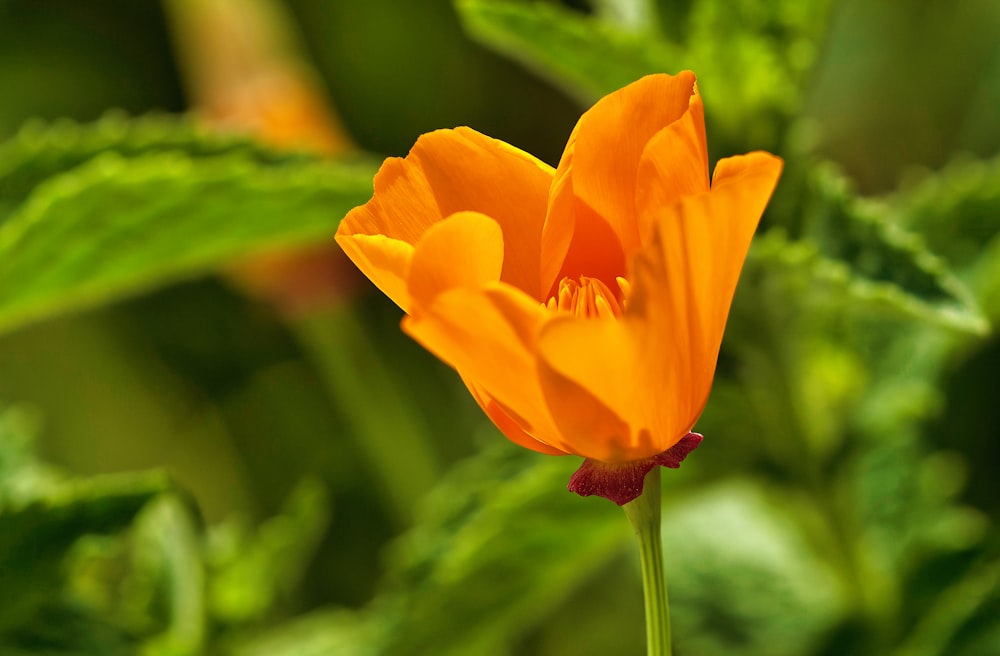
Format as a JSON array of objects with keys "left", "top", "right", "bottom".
[{"left": 0, "top": 0, "right": 997, "bottom": 654}]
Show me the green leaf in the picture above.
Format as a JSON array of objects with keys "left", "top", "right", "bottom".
[
  {"left": 0, "top": 405, "right": 60, "bottom": 505},
  {"left": 661, "top": 482, "right": 846, "bottom": 656},
  {"left": 230, "top": 609, "right": 379, "bottom": 656},
  {"left": 892, "top": 154, "right": 1000, "bottom": 272},
  {"left": 456, "top": 0, "right": 679, "bottom": 105},
  {"left": 0, "top": 470, "right": 169, "bottom": 632},
  {"left": 742, "top": 230, "right": 984, "bottom": 336},
  {"left": 132, "top": 496, "right": 205, "bottom": 656},
  {"left": 793, "top": 164, "right": 988, "bottom": 334},
  {"left": 371, "top": 441, "right": 631, "bottom": 656},
  {"left": 208, "top": 479, "right": 331, "bottom": 625},
  {"left": 0, "top": 149, "right": 376, "bottom": 336},
  {"left": 0, "top": 113, "right": 315, "bottom": 224},
  {"left": 456, "top": 0, "right": 833, "bottom": 146}
]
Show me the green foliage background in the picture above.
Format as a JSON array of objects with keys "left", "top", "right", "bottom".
[{"left": 0, "top": 0, "right": 998, "bottom": 654}]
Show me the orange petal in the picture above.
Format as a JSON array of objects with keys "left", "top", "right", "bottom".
[
  {"left": 408, "top": 211, "right": 504, "bottom": 312},
  {"left": 538, "top": 131, "right": 578, "bottom": 296},
  {"left": 336, "top": 153, "right": 438, "bottom": 311},
  {"left": 628, "top": 151, "right": 783, "bottom": 438},
  {"left": 567, "top": 72, "right": 699, "bottom": 257},
  {"left": 543, "top": 150, "right": 627, "bottom": 297},
  {"left": 464, "top": 377, "right": 565, "bottom": 456},
  {"left": 536, "top": 316, "right": 644, "bottom": 462},
  {"left": 337, "top": 128, "right": 554, "bottom": 305},
  {"left": 334, "top": 232, "right": 414, "bottom": 311},
  {"left": 337, "top": 154, "right": 440, "bottom": 248},
  {"left": 407, "top": 127, "right": 554, "bottom": 299},
  {"left": 538, "top": 152, "right": 783, "bottom": 462},
  {"left": 402, "top": 283, "right": 572, "bottom": 455},
  {"left": 635, "top": 88, "right": 709, "bottom": 244}
]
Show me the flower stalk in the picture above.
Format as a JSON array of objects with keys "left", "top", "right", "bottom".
[{"left": 624, "top": 467, "right": 671, "bottom": 656}]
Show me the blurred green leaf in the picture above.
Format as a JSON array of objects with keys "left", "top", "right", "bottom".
[
  {"left": 794, "top": 165, "right": 988, "bottom": 335},
  {"left": 370, "top": 441, "right": 630, "bottom": 656},
  {"left": 208, "top": 478, "right": 330, "bottom": 625},
  {"left": 743, "top": 229, "right": 984, "bottom": 337},
  {"left": 892, "top": 155, "right": 1000, "bottom": 272},
  {"left": 0, "top": 599, "right": 139, "bottom": 656},
  {"left": 0, "top": 144, "right": 376, "bottom": 336},
  {"left": 132, "top": 497, "right": 205, "bottom": 656},
  {"left": 457, "top": 0, "right": 678, "bottom": 106},
  {"left": 0, "top": 406, "right": 59, "bottom": 505},
  {"left": 662, "top": 482, "right": 846, "bottom": 656},
  {"left": 230, "top": 608, "right": 378, "bottom": 656},
  {"left": 293, "top": 307, "right": 443, "bottom": 526},
  {"left": 0, "top": 470, "right": 169, "bottom": 633},
  {"left": 457, "top": 0, "right": 833, "bottom": 147}
]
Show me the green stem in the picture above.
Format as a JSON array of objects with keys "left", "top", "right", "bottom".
[
  {"left": 623, "top": 468, "right": 671, "bottom": 656},
  {"left": 292, "top": 306, "right": 441, "bottom": 526}
]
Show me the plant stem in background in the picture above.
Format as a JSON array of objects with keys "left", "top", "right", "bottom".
[
  {"left": 624, "top": 468, "right": 671, "bottom": 656},
  {"left": 293, "top": 307, "right": 441, "bottom": 526}
]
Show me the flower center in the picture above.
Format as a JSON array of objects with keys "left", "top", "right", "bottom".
[{"left": 546, "top": 276, "right": 630, "bottom": 319}]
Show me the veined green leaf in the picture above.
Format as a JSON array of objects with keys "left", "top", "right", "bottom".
[
  {"left": 892, "top": 155, "right": 1000, "bottom": 272},
  {"left": 792, "top": 165, "right": 988, "bottom": 335},
  {"left": 0, "top": 113, "right": 316, "bottom": 223},
  {"left": 0, "top": 150, "right": 376, "bottom": 336}
]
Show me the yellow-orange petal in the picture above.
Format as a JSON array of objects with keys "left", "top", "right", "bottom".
[
  {"left": 535, "top": 316, "right": 643, "bottom": 462},
  {"left": 334, "top": 232, "right": 414, "bottom": 311},
  {"left": 635, "top": 88, "right": 709, "bottom": 245},
  {"left": 407, "top": 127, "right": 554, "bottom": 299},
  {"left": 463, "top": 377, "right": 565, "bottom": 456},
  {"left": 542, "top": 147, "right": 627, "bottom": 297},
  {"left": 566, "top": 72, "right": 699, "bottom": 256},
  {"left": 402, "top": 283, "right": 572, "bottom": 455},
  {"left": 408, "top": 211, "right": 504, "bottom": 312},
  {"left": 337, "top": 128, "right": 554, "bottom": 306},
  {"left": 537, "top": 152, "right": 783, "bottom": 462}
]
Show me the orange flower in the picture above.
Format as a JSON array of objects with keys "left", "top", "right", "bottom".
[{"left": 336, "top": 72, "right": 782, "bottom": 504}]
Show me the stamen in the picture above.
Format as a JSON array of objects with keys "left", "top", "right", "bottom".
[
  {"left": 546, "top": 276, "right": 627, "bottom": 319},
  {"left": 616, "top": 277, "right": 632, "bottom": 307}
]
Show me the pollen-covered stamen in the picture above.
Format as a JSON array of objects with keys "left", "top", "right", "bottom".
[{"left": 545, "top": 276, "right": 626, "bottom": 319}]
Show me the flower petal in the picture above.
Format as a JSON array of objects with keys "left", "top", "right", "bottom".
[
  {"left": 336, "top": 128, "right": 554, "bottom": 308},
  {"left": 407, "top": 127, "right": 554, "bottom": 299},
  {"left": 334, "top": 233, "right": 414, "bottom": 311},
  {"left": 538, "top": 152, "right": 783, "bottom": 462},
  {"left": 542, "top": 137, "right": 627, "bottom": 298},
  {"left": 536, "top": 316, "right": 642, "bottom": 461},
  {"left": 635, "top": 87, "right": 709, "bottom": 244},
  {"left": 464, "top": 377, "right": 565, "bottom": 456},
  {"left": 408, "top": 211, "right": 504, "bottom": 312},
  {"left": 401, "top": 283, "right": 572, "bottom": 454},
  {"left": 567, "top": 72, "right": 699, "bottom": 256}
]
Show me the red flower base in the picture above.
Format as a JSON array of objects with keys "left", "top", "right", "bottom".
[{"left": 567, "top": 433, "right": 703, "bottom": 505}]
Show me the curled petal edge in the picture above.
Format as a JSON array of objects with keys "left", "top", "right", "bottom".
[{"left": 567, "top": 432, "right": 703, "bottom": 505}]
